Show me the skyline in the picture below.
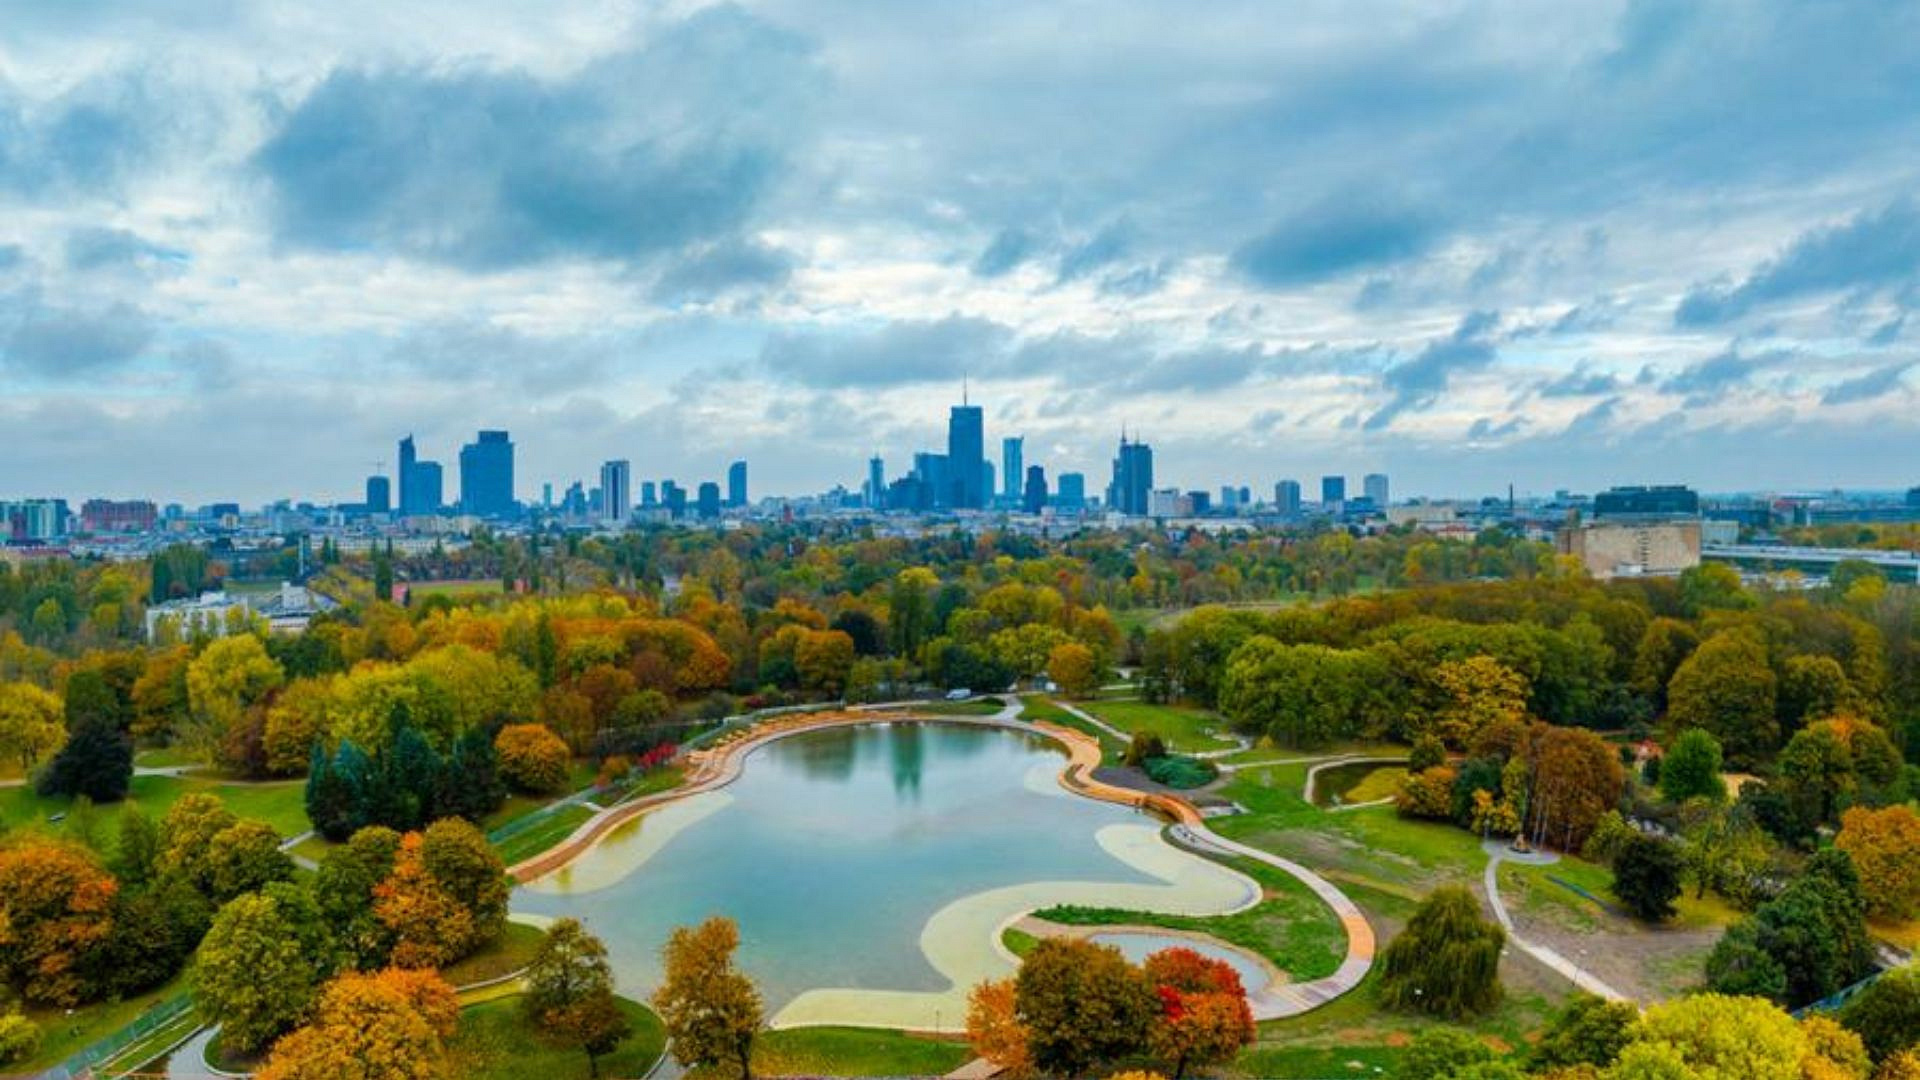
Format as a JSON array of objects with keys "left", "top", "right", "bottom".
[{"left": 2, "top": 1, "right": 1919, "bottom": 503}]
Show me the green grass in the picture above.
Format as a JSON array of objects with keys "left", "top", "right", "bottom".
[
  {"left": 1501, "top": 854, "right": 1742, "bottom": 932},
  {"left": 408, "top": 579, "right": 506, "bottom": 599},
  {"left": 1310, "top": 761, "right": 1407, "bottom": 806},
  {"left": 13, "top": 976, "right": 189, "bottom": 1073},
  {"left": 449, "top": 994, "right": 665, "bottom": 1080},
  {"left": 1080, "top": 699, "right": 1240, "bottom": 753},
  {"left": 132, "top": 746, "right": 199, "bottom": 768},
  {"left": 442, "top": 921, "right": 548, "bottom": 988},
  {"left": 1021, "top": 696, "right": 1127, "bottom": 763},
  {"left": 1003, "top": 927, "right": 1040, "bottom": 957},
  {"left": 1035, "top": 852, "right": 1348, "bottom": 981},
  {"left": 492, "top": 804, "right": 595, "bottom": 867},
  {"left": 0, "top": 772, "right": 310, "bottom": 840},
  {"left": 921, "top": 698, "right": 1008, "bottom": 716},
  {"left": 692, "top": 1027, "right": 971, "bottom": 1078}
]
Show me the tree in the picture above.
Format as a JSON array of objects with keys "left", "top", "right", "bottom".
[
  {"left": 1667, "top": 629, "right": 1779, "bottom": 767},
  {"left": 1047, "top": 641, "right": 1099, "bottom": 698},
  {"left": 1396, "top": 765, "right": 1458, "bottom": 819},
  {"left": 1527, "top": 726, "right": 1624, "bottom": 851},
  {"left": 205, "top": 819, "right": 296, "bottom": 903},
  {"left": 1401, "top": 1027, "right": 1499, "bottom": 1080},
  {"left": 1409, "top": 734, "right": 1447, "bottom": 772},
  {"left": 1709, "top": 849, "right": 1873, "bottom": 1008},
  {"left": 112, "top": 804, "right": 163, "bottom": 887},
  {"left": 1633, "top": 617, "right": 1699, "bottom": 713},
  {"left": 195, "top": 882, "right": 332, "bottom": 1053},
  {"left": 1530, "top": 992, "right": 1638, "bottom": 1071},
  {"left": 306, "top": 742, "right": 359, "bottom": 842},
  {"left": 1142, "top": 947, "right": 1255, "bottom": 1078},
  {"left": 1609, "top": 994, "right": 1856, "bottom": 1080},
  {"left": 1661, "top": 727, "right": 1727, "bottom": 804},
  {"left": 653, "top": 917, "right": 763, "bottom": 1080},
  {"left": 157, "top": 792, "right": 238, "bottom": 895},
  {"left": 434, "top": 726, "right": 505, "bottom": 823},
  {"left": 1611, "top": 834, "right": 1684, "bottom": 922},
  {"left": 1014, "top": 937, "right": 1156, "bottom": 1075},
  {"left": 255, "top": 968, "right": 457, "bottom": 1080},
  {"left": 1678, "top": 562, "right": 1754, "bottom": 616},
  {"left": 495, "top": 722, "right": 571, "bottom": 794},
  {"left": 523, "top": 919, "right": 631, "bottom": 1077},
  {"left": 88, "top": 876, "right": 209, "bottom": 998},
  {"left": 1780, "top": 654, "right": 1853, "bottom": 733},
  {"left": 1836, "top": 806, "right": 1920, "bottom": 920},
  {"left": 314, "top": 826, "right": 401, "bottom": 970},
  {"left": 1430, "top": 655, "right": 1529, "bottom": 749},
  {"left": 0, "top": 681, "right": 65, "bottom": 772},
  {"left": 419, "top": 818, "right": 508, "bottom": 949},
  {"left": 0, "top": 1011, "right": 40, "bottom": 1067},
  {"left": 1841, "top": 963, "right": 1920, "bottom": 1063},
  {"left": 965, "top": 977, "right": 1031, "bottom": 1077},
  {"left": 1779, "top": 722, "right": 1858, "bottom": 828},
  {"left": 0, "top": 840, "right": 118, "bottom": 1005},
  {"left": 1377, "top": 886, "right": 1505, "bottom": 1018},
  {"left": 183, "top": 634, "right": 285, "bottom": 766},
  {"left": 373, "top": 833, "right": 474, "bottom": 969},
  {"left": 36, "top": 711, "right": 133, "bottom": 802}
]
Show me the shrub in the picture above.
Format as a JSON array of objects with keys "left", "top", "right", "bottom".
[
  {"left": 1612, "top": 834, "right": 1684, "bottom": 922},
  {"left": 1144, "top": 754, "right": 1218, "bottom": 789},
  {"left": 0, "top": 1013, "right": 41, "bottom": 1066}
]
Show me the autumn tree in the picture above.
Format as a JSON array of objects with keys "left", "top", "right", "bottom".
[
  {"left": 256, "top": 968, "right": 457, "bottom": 1080},
  {"left": 1709, "top": 849, "right": 1873, "bottom": 1008},
  {"left": 373, "top": 833, "right": 474, "bottom": 969},
  {"left": 314, "top": 826, "right": 401, "bottom": 970},
  {"left": 523, "top": 918, "right": 632, "bottom": 1077},
  {"left": 1529, "top": 992, "right": 1638, "bottom": 1072},
  {"left": 418, "top": 818, "right": 508, "bottom": 945},
  {"left": 1526, "top": 726, "right": 1623, "bottom": 851},
  {"left": 204, "top": 818, "right": 296, "bottom": 903},
  {"left": 1429, "top": 655, "right": 1529, "bottom": 749},
  {"left": 1142, "top": 947, "right": 1255, "bottom": 1078},
  {"left": 0, "top": 681, "right": 65, "bottom": 772},
  {"left": 195, "top": 882, "right": 333, "bottom": 1053},
  {"left": 1014, "top": 937, "right": 1156, "bottom": 1075},
  {"left": 0, "top": 840, "right": 118, "bottom": 1005},
  {"left": 1047, "top": 641, "right": 1099, "bottom": 697},
  {"left": 653, "top": 916, "right": 763, "bottom": 1080},
  {"left": 1836, "top": 806, "right": 1920, "bottom": 920},
  {"left": 1609, "top": 993, "right": 1859, "bottom": 1080},
  {"left": 1660, "top": 727, "right": 1727, "bottom": 804},
  {"left": 1378, "top": 886, "right": 1504, "bottom": 1018},
  {"left": 1667, "top": 629, "right": 1779, "bottom": 767},
  {"left": 183, "top": 633, "right": 285, "bottom": 766},
  {"left": 965, "top": 977, "right": 1031, "bottom": 1077},
  {"left": 495, "top": 722, "right": 571, "bottom": 794}
]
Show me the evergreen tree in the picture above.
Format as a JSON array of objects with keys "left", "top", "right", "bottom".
[
  {"left": 1378, "top": 886, "right": 1505, "bottom": 1018},
  {"left": 435, "top": 727, "right": 505, "bottom": 822},
  {"left": 1612, "top": 834, "right": 1684, "bottom": 922},
  {"left": 37, "top": 713, "right": 133, "bottom": 802},
  {"left": 388, "top": 726, "right": 441, "bottom": 831},
  {"left": 306, "top": 742, "right": 361, "bottom": 842}
]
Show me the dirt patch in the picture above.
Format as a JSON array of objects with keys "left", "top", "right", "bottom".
[
  {"left": 1382, "top": 1031, "right": 1414, "bottom": 1047},
  {"left": 1512, "top": 909, "right": 1721, "bottom": 1003}
]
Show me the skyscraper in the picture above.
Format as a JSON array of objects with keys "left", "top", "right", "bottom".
[
  {"left": 600, "top": 460, "right": 631, "bottom": 523},
  {"left": 1023, "top": 465, "right": 1048, "bottom": 514},
  {"left": 727, "top": 460, "right": 748, "bottom": 508},
  {"left": 1274, "top": 479, "right": 1302, "bottom": 515},
  {"left": 913, "top": 452, "right": 949, "bottom": 509},
  {"left": 1001, "top": 437, "right": 1024, "bottom": 507},
  {"left": 458, "top": 430, "right": 515, "bottom": 518},
  {"left": 1057, "top": 472, "right": 1086, "bottom": 509},
  {"left": 1364, "top": 473, "right": 1390, "bottom": 507},
  {"left": 640, "top": 481, "right": 657, "bottom": 508},
  {"left": 947, "top": 401, "right": 986, "bottom": 509},
  {"left": 1321, "top": 475, "right": 1346, "bottom": 508},
  {"left": 661, "top": 481, "right": 686, "bottom": 518},
  {"left": 1107, "top": 436, "right": 1154, "bottom": 516},
  {"left": 398, "top": 435, "right": 415, "bottom": 511},
  {"left": 867, "top": 456, "right": 885, "bottom": 509},
  {"left": 365, "top": 475, "right": 390, "bottom": 514},
  {"left": 696, "top": 481, "right": 722, "bottom": 519}
]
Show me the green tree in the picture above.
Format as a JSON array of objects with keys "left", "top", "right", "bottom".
[
  {"left": 1401, "top": 1027, "right": 1499, "bottom": 1080},
  {"left": 313, "top": 826, "right": 401, "bottom": 970},
  {"left": 111, "top": 804, "right": 163, "bottom": 887},
  {"left": 523, "top": 919, "right": 631, "bottom": 1078},
  {"left": 418, "top": 818, "right": 508, "bottom": 948},
  {"left": 1840, "top": 962, "right": 1920, "bottom": 1063},
  {"left": 1377, "top": 887, "right": 1505, "bottom": 1018},
  {"left": 653, "top": 917, "right": 762, "bottom": 1079},
  {"left": 1710, "top": 849, "right": 1873, "bottom": 1008},
  {"left": 36, "top": 711, "right": 133, "bottom": 802},
  {"left": 1660, "top": 728, "right": 1727, "bottom": 804},
  {"left": 1014, "top": 937, "right": 1156, "bottom": 1076},
  {"left": 205, "top": 819, "right": 295, "bottom": 903},
  {"left": 1530, "top": 992, "right": 1638, "bottom": 1071},
  {"left": 1780, "top": 654, "right": 1852, "bottom": 733},
  {"left": 1667, "top": 629, "right": 1779, "bottom": 767},
  {"left": 183, "top": 634, "right": 285, "bottom": 766},
  {"left": 1678, "top": 562, "right": 1754, "bottom": 616},
  {"left": 1612, "top": 834, "right": 1684, "bottom": 922},
  {"left": 194, "top": 882, "right": 332, "bottom": 1053}
]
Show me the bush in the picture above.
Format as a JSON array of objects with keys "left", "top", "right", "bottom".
[
  {"left": 1581, "top": 810, "right": 1634, "bottom": 865},
  {"left": 0, "top": 1012, "right": 40, "bottom": 1066},
  {"left": 1397, "top": 766, "right": 1457, "bottom": 819},
  {"left": 495, "top": 723, "right": 571, "bottom": 794},
  {"left": 1612, "top": 834, "right": 1683, "bottom": 922},
  {"left": 1143, "top": 755, "right": 1218, "bottom": 789},
  {"left": 1123, "top": 731, "right": 1168, "bottom": 767}
]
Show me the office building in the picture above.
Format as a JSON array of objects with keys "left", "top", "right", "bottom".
[
  {"left": 1023, "top": 465, "right": 1048, "bottom": 514},
  {"left": 727, "top": 460, "right": 748, "bottom": 509},
  {"left": 1220, "top": 486, "right": 1240, "bottom": 513},
  {"left": 1364, "top": 473, "right": 1390, "bottom": 508},
  {"left": 1107, "top": 436, "right": 1154, "bottom": 516},
  {"left": 458, "top": 430, "right": 515, "bottom": 518},
  {"left": 696, "top": 481, "right": 722, "bottom": 520},
  {"left": 1, "top": 498, "right": 68, "bottom": 541},
  {"left": 364, "top": 477, "right": 391, "bottom": 515},
  {"left": 1056, "top": 472, "right": 1086, "bottom": 510},
  {"left": 947, "top": 402, "right": 986, "bottom": 509},
  {"left": 600, "top": 460, "right": 631, "bottom": 523},
  {"left": 1187, "top": 490, "right": 1212, "bottom": 516},
  {"left": 1275, "top": 480, "right": 1301, "bottom": 515},
  {"left": 80, "top": 499, "right": 157, "bottom": 533},
  {"left": 1148, "top": 488, "right": 1186, "bottom": 517},
  {"left": 1321, "top": 475, "right": 1346, "bottom": 508},
  {"left": 1593, "top": 485, "right": 1700, "bottom": 519},
  {"left": 1002, "top": 437, "right": 1024, "bottom": 507},
  {"left": 661, "top": 481, "right": 686, "bottom": 518},
  {"left": 913, "top": 453, "right": 950, "bottom": 509},
  {"left": 640, "top": 481, "right": 657, "bottom": 508},
  {"left": 867, "top": 456, "right": 886, "bottom": 509},
  {"left": 1557, "top": 521, "right": 1702, "bottom": 579},
  {"left": 397, "top": 435, "right": 443, "bottom": 516}
]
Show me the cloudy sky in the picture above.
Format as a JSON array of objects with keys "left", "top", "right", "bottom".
[{"left": 3, "top": 0, "right": 1919, "bottom": 505}]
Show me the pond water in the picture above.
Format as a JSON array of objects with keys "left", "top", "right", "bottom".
[
  {"left": 512, "top": 722, "right": 1257, "bottom": 1029},
  {"left": 1086, "top": 931, "right": 1274, "bottom": 992}
]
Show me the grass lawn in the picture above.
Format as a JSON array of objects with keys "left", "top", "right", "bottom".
[
  {"left": 493, "top": 804, "right": 595, "bottom": 867},
  {"left": 13, "top": 976, "right": 189, "bottom": 1074},
  {"left": 1022, "top": 697, "right": 1127, "bottom": 763},
  {"left": 1080, "top": 699, "right": 1240, "bottom": 753},
  {"left": 1003, "top": 926, "right": 1040, "bottom": 957},
  {"left": 408, "top": 579, "right": 507, "bottom": 599},
  {"left": 1870, "top": 916, "right": 1920, "bottom": 951},
  {"left": 1035, "top": 851, "right": 1348, "bottom": 980},
  {"left": 449, "top": 994, "right": 665, "bottom": 1080},
  {"left": 921, "top": 697, "right": 1008, "bottom": 716},
  {"left": 443, "top": 920, "right": 548, "bottom": 988},
  {"left": 0, "top": 772, "right": 310, "bottom": 839},
  {"left": 694, "top": 1027, "right": 972, "bottom": 1078},
  {"left": 1501, "top": 855, "right": 1742, "bottom": 933},
  {"left": 132, "top": 745, "right": 199, "bottom": 769}
]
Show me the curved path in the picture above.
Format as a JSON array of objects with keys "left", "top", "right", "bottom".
[
  {"left": 513, "top": 702, "right": 1376, "bottom": 1024},
  {"left": 1479, "top": 838, "right": 1626, "bottom": 1001}
]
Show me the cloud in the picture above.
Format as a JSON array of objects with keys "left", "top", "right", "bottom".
[
  {"left": 652, "top": 240, "right": 793, "bottom": 302},
  {"left": 0, "top": 71, "right": 171, "bottom": 198},
  {"left": 1820, "top": 361, "right": 1912, "bottom": 406},
  {"left": 760, "top": 315, "right": 1012, "bottom": 389},
  {"left": 64, "top": 226, "right": 187, "bottom": 273},
  {"left": 252, "top": 5, "right": 820, "bottom": 270},
  {"left": 971, "top": 227, "right": 1036, "bottom": 278},
  {"left": 1056, "top": 220, "right": 1133, "bottom": 283},
  {"left": 1539, "top": 367, "right": 1621, "bottom": 397},
  {"left": 1676, "top": 198, "right": 1920, "bottom": 325},
  {"left": 1659, "top": 346, "right": 1782, "bottom": 403},
  {"left": 1466, "top": 416, "right": 1525, "bottom": 439},
  {"left": 1866, "top": 316, "right": 1905, "bottom": 346},
  {"left": 1364, "top": 310, "right": 1498, "bottom": 430},
  {"left": 4, "top": 300, "right": 155, "bottom": 376},
  {"left": 1232, "top": 195, "right": 1443, "bottom": 287}
]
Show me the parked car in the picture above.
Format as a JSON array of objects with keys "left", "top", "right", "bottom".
[{"left": 945, "top": 688, "right": 971, "bottom": 701}]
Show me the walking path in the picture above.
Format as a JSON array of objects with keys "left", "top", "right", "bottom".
[{"left": 1479, "top": 837, "right": 1627, "bottom": 1001}]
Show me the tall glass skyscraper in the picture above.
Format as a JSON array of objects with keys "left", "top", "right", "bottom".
[
  {"left": 1107, "top": 436, "right": 1153, "bottom": 515},
  {"left": 600, "top": 460, "right": 631, "bottom": 523},
  {"left": 459, "top": 430, "right": 515, "bottom": 518},
  {"left": 727, "top": 460, "right": 748, "bottom": 508},
  {"left": 947, "top": 403, "right": 985, "bottom": 509},
  {"left": 397, "top": 434, "right": 443, "bottom": 516},
  {"left": 1001, "top": 437, "right": 1023, "bottom": 506}
]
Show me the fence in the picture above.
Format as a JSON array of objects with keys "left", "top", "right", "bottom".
[{"left": 37, "top": 994, "right": 195, "bottom": 1080}]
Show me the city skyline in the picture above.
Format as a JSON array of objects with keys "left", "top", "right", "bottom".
[{"left": 3, "top": 3, "right": 1919, "bottom": 503}]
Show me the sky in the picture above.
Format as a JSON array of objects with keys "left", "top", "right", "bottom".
[{"left": 2, "top": 0, "right": 1919, "bottom": 506}]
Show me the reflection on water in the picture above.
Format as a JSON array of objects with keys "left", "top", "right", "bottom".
[{"left": 512, "top": 723, "right": 1160, "bottom": 1010}]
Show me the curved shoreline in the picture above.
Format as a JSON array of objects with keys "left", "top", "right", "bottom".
[{"left": 509, "top": 705, "right": 1376, "bottom": 1027}]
